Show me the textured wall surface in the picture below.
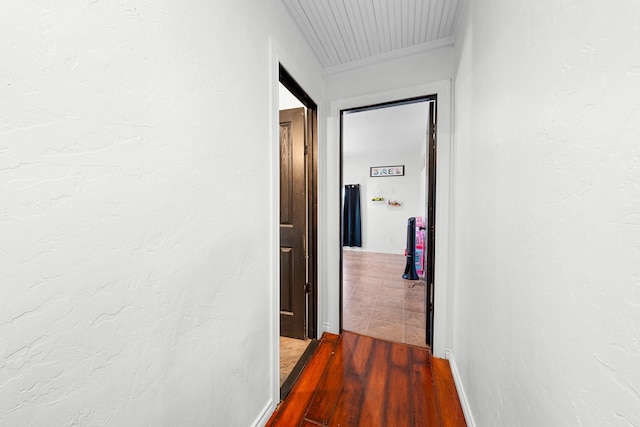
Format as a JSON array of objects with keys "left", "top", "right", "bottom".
[
  {"left": 0, "top": 1, "right": 321, "bottom": 425},
  {"left": 452, "top": 0, "right": 640, "bottom": 425},
  {"left": 324, "top": 46, "right": 454, "bottom": 102}
]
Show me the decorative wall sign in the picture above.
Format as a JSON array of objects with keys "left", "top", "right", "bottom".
[{"left": 370, "top": 165, "right": 404, "bottom": 177}]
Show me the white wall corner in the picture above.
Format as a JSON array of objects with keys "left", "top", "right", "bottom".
[
  {"left": 447, "top": 352, "right": 477, "bottom": 427},
  {"left": 431, "top": 78, "right": 453, "bottom": 359},
  {"left": 268, "top": 36, "right": 283, "bottom": 414},
  {"left": 272, "top": 0, "right": 324, "bottom": 72}
]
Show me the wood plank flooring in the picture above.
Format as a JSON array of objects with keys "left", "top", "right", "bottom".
[{"left": 267, "top": 331, "right": 466, "bottom": 427}]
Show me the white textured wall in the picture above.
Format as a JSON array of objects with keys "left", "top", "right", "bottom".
[
  {"left": 324, "top": 47, "right": 454, "bottom": 101},
  {"left": 0, "top": 1, "right": 321, "bottom": 426},
  {"left": 343, "top": 149, "right": 423, "bottom": 254},
  {"left": 452, "top": 1, "right": 640, "bottom": 425}
]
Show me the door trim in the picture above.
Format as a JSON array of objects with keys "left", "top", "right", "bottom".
[
  {"left": 326, "top": 80, "right": 453, "bottom": 359},
  {"left": 266, "top": 43, "right": 323, "bottom": 422},
  {"left": 338, "top": 95, "right": 437, "bottom": 347},
  {"left": 280, "top": 65, "right": 318, "bottom": 339}
]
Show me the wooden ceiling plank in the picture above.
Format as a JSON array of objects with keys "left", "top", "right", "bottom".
[
  {"left": 279, "top": 0, "right": 462, "bottom": 69},
  {"left": 418, "top": 0, "right": 431, "bottom": 42},
  {"left": 409, "top": 0, "right": 423, "bottom": 45},
  {"left": 353, "top": 0, "right": 373, "bottom": 58},
  {"left": 426, "top": 0, "right": 438, "bottom": 41},
  {"left": 439, "top": 0, "right": 453, "bottom": 38},
  {"left": 399, "top": 0, "right": 408, "bottom": 48},
  {"left": 301, "top": 0, "right": 343, "bottom": 67},
  {"left": 358, "top": 0, "right": 381, "bottom": 56},
  {"left": 317, "top": 0, "right": 352, "bottom": 64},
  {"left": 430, "top": 0, "right": 446, "bottom": 41},
  {"left": 343, "top": 0, "right": 370, "bottom": 59},
  {"left": 371, "top": 0, "right": 388, "bottom": 54},
  {"left": 289, "top": 0, "right": 334, "bottom": 67},
  {"left": 385, "top": 0, "right": 395, "bottom": 51},
  {"left": 331, "top": 0, "right": 361, "bottom": 62},
  {"left": 442, "top": 0, "right": 460, "bottom": 37},
  {"left": 453, "top": 0, "right": 464, "bottom": 35},
  {"left": 325, "top": 0, "right": 356, "bottom": 64},
  {"left": 375, "top": 0, "right": 392, "bottom": 53}
]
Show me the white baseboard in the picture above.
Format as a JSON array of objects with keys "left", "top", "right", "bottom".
[
  {"left": 253, "top": 398, "right": 277, "bottom": 427},
  {"left": 447, "top": 351, "right": 476, "bottom": 427}
]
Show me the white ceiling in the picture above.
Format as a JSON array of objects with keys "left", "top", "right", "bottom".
[
  {"left": 342, "top": 101, "right": 430, "bottom": 156},
  {"left": 278, "top": 0, "right": 463, "bottom": 70}
]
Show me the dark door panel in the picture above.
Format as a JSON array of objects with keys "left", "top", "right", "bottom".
[{"left": 280, "top": 107, "right": 306, "bottom": 339}]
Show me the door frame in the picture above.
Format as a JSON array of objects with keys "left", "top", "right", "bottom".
[
  {"left": 266, "top": 41, "right": 323, "bottom": 423},
  {"left": 279, "top": 65, "right": 318, "bottom": 340},
  {"left": 326, "top": 80, "right": 453, "bottom": 359},
  {"left": 338, "top": 95, "right": 437, "bottom": 348}
]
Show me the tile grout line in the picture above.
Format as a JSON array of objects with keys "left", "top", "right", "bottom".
[{"left": 343, "top": 252, "right": 427, "bottom": 348}]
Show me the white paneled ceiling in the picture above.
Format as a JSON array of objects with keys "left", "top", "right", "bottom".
[{"left": 278, "top": 0, "right": 462, "bottom": 70}]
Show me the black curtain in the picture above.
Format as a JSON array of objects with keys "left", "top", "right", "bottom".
[{"left": 343, "top": 184, "right": 362, "bottom": 247}]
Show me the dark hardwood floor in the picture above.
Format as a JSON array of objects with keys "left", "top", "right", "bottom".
[{"left": 267, "top": 331, "right": 466, "bottom": 427}]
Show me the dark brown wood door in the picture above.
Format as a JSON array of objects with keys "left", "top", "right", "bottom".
[{"left": 280, "top": 107, "right": 307, "bottom": 339}]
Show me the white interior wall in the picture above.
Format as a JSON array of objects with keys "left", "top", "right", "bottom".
[
  {"left": 0, "top": 2, "right": 322, "bottom": 426},
  {"left": 452, "top": 1, "right": 640, "bottom": 425},
  {"left": 343, "top": 148, "right": 422, "bottom": 254},
  {"left": 323, "top": 47, "right": 454, "bottom": 101}
]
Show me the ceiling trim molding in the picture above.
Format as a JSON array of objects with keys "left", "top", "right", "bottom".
[{"left": 322, "top": 36, "right": 455, "bottom": 76}]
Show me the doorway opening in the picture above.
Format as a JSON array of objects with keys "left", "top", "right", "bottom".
[
  {"left": 339, "top": 96, "right": 437, "bottom": 349},
  {"left": 278, "top": 65, "right": 319, "bottom": 399}
]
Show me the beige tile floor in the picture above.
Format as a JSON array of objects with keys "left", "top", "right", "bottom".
[
  {"left": 280, "top": 336, "right": 311, "bottom": 386},
  {"left": 342, "top": 250, "right": 429, "bottom": 348}
]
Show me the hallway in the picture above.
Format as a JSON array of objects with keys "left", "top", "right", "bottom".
[{"left": 3, "top": 1, "right": 638, "bottom": 425}]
